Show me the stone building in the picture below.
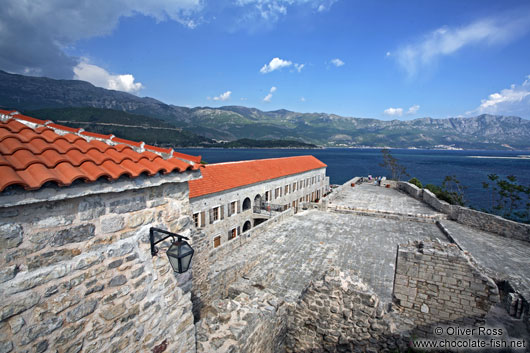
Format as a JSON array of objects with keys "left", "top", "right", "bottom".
[
  {"left": 188, "top": 156, "right": 330, "bottom": 250},
  {"left": 0, "top": 110, "right": 203, "bottom": 352}
]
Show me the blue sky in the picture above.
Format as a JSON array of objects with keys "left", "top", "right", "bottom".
[{"left": 1, "top": 0, "right": 530, "bottom": 120}]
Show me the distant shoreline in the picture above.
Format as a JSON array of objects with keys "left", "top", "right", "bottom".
[{"left": 468, "top": 155, "right": 530, "bottom": 160}]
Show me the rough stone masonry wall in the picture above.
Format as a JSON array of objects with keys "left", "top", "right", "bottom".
[
  {"left": 393, "top": 240, "right": 500, "bottom": 335},
  {"left": 285, "top": 268, "right": 410, "bottom": 353},
  {"left": 0, "top": 181, "right": 198, "bottom": 353}
]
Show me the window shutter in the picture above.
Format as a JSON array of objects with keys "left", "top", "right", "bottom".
[
  {"left": 237, "top": 200, "right": 241, "bottom": 213},
  {"left": 237, "top": 226, "right": 241, "bottom": 235},
  {"left": 227, "top": 203, "right": 231, "bottom": 217},
  {"left": 220, "top": 205, "right": 224, "bottom": 220},
  {"left": 200, "top": 211, "right": 205, "bottom": 227},
  {"left": 209, "top": 209, "right": 214, "bottom": 224}
]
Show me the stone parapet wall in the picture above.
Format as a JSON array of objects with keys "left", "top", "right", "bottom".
[
  {"left": 397, "top": 181, "right": 530, "bottom": 243},
  {"left": 452, "top": 206, "right": 530, "bottom": 243},
  {"left": 0, "top": 181, "right": 198, "bottom": 353},
  {"left": 397, "top": 181, "right": 423, "bottom": 199},
  {"left": 393, "top": 240, "right": 499, "bottom": 334}
]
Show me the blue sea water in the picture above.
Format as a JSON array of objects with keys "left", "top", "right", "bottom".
[{"left": 178, "top": 148, "right": 530, "bottom": 210}]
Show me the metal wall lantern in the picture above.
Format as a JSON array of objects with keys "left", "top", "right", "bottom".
[{"left": 150, "top": 227, "right": 194, "bottom": 273}]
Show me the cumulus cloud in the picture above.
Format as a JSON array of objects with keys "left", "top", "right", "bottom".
[
  {"left": 74, "top": 61, "right": 144, "bottom": 93},
  {"left": 384, "top": 107, "right": 403, "bottom": 117},
  {"left": 260, "top": 58, "right": 292, "bottom": 73},
  {"left": 467, "top": 76, "right": 530, "bottom": 117},
  {"left": 212, "top": 90, "right": 232, "bottom": 101},
  {"left": 330, "top": 58, "right": 345, "bottom": 67},
  {"left": 263, "top": 86, "right": 277, "bottom": 102},
  {"left": 0, "top": 0, "right": 203, "bottom": 78},
  {"left": 395, "top": 12, "right": 530, "bottom": 77},
  {"left": 407, "top": 104, "right": 420, "bottom": 114}
]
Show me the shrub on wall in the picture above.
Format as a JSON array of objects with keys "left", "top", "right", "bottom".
[{"left": 408, "top": 177, "right": 422, "bottom": 189}]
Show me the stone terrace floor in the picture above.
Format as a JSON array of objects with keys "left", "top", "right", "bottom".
[
  {"left": 228, "top": 209, "right": 447, "bottom": 304},
  {"left": 441, "top": 220, "right": 530, "bottom": 299},
  {"left": 329, "top": 182, "right": 446, "bottom": 218}
]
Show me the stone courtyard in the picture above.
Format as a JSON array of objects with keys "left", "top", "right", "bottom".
[{"left": 197, "top": 182, "right": 530, "bottom": 352}]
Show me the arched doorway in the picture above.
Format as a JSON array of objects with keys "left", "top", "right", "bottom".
[
  {"left": 243, "top": 220, "right": 251, "bottom": 232},
  {"left": 254, "top": 194, "right": 262, "bottom": 210},
  {"left": 242, "top": 197, "right": 251, "bottom": 211}
]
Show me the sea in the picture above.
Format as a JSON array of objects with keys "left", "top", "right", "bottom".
[{"left": 178, "top": 148, "right": 530, "bottom": 211}]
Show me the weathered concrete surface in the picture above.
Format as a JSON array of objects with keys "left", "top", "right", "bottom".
[
  {"left": 329, "top": 183, "right": 446, "bottom": 220},
  {"left": 226, "top": 209, "right": 446, "bottom": 304}
]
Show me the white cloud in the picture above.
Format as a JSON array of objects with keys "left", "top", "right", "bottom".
[
  {"left": 386, "top": 51, "right": 391, "bottom": 57},
  {"left": 384, "top": 107, "right": 403, "bottom": 117},
  {"left": 407, "top": 104, "right": 420, "bottom": 114},
  {"left": 213, "top": 91, "right": 232, "bottom": 101},
  {"left": 235, "top": 0, "right": 338, "bottom": 23},
  {"left": 300, "top": 97, "right": 306, "bottom": 102},
  {"left": 73, "top": 61, "right": 143, "bottom": 93},
  {"left": 395, "top": 13, "right": 530, "bottom": 77},
  {"left": 263, "top": 86, "right": 277, "bottom": 102},
  {"left": 330, "top": 58, "right": 345, "bottom": 67},
  {"left": 468, "top": 76, "right": 530, "bottom": 117},
  {"left": 294, "top": 63, "right": 305, "bottom": 72},
  {"left": 0, "top": 0, "right": 203, "bottom": 78},
  {"left": 260, "top": 57, "right": 292, "bottom": 73}
]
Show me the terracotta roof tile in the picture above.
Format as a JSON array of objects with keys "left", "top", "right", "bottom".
[
  {"left": 188, "top": 155, "right": 326, "bottom": 198},
  {"left": 0, "top": 112, "right": 201, "bottom": 192}
]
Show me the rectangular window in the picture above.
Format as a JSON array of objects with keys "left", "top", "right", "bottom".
[
  {"left": 285, "top": 185, "right": 289, "bottom": 195},
  {"left": 213, "top": 236, "right": 221, "bottom": 248},
  {"left": 229, "top": 201, "right": 237, "bottom": 216},
  {"left": 193, "top": 212, "right": 199, "bottom": 227},
  {"left": 265, "top": 191, "right": 270, "bottom": 202},
  {"left": 292, "top": 182, "right": 296, "bottom": 192},
  {"left": 212, "top": 206, "right": 220, "bottom": 222},
  {"left": 228, "top": 228, "right": 237, "bottom": 240}
]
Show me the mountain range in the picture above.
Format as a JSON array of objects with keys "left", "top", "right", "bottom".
[{"left": 1, "top": 70, "right": 529, "bottom": 150}]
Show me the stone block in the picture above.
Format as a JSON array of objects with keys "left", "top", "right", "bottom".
[
  {"left": 54, "top": 322, "right": 85, "bottom": 346},
  {"left": 27, "top": 249, "right": 81, "bottom": 270},
  {"left": 0, "top": 224, "right": 23, "bottom": 249},
  {"left": 109, "top": 275, "right": 127, "bottom": 287},
  {"left": 101, "top": 216, "right": 125, "bottom": 234},
  {"left": 100, "top": 303, "right": 126, "bottom": 321},
  {"left": 50, "top": 224, "right": 95, "bottom": 247},
  {"left": 78, "top": 197, "right": 105, "bottom": 221},
  {"left": 21, "top": 317, "right": 63, "bottom": 345},
  {"left": 66, "top": 300, "right": 98, "bottom": 323},
  {"left": 0, "top": 292, "right": 40, "bottom": 321},
  {"left": 108, "top": 196, "right": 146, "bottom": 214},
  {"left": 0, "top": 265, "right": 18, "bottom": 284}
]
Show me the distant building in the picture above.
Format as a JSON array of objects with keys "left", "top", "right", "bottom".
[{"left": 188, "top": 156, "right": 330, "bottom": 249}]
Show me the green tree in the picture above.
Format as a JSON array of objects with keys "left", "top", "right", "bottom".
[
  {"left": 441, "top": 175, "right": 467, "bottom": 206},
  {"left": 379, "top": 149, "right": 409, "bottom": 181},
  {"left": 482, "top": 174, "right": 530, "bottom": 223}
]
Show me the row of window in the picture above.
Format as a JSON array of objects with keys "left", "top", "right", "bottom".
[
  {"left": 193, "top": 175, "right": 325, "bottom": 228},
  {"left": 265, "top": 174, "right": 323, "bottom": 201}
]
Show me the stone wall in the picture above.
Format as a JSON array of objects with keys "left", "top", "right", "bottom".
[
  {"left": 393, "top": 240, "right": 499, "bottom": 335},
  {"left": 0, "top": 179, "right": 198, "bottom": 353},
  {"left": 196, "top": 291, "right": 288, "bottom": 353},
  {"left": 286, "top": 268, "right": 410, "bottom": 353},
  {"left": 194, "top": 208, "right": 294, "bottom": 319},
  {"left": 397, "top": 181, "right": 423, "bottom": 200},
  {"left": 398, "top": 181, "right": 530, "bottom": 243},
  {"left": 452, "top": 206, "right": 530, "bottom": 243}
]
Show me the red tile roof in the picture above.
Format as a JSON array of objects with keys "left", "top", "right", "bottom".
[
  {"left": 0, "top": 111, "right": 202, "bottom": 192},
  {"left": 188, "top": 155, "right": 326, "bottom": 199}
]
